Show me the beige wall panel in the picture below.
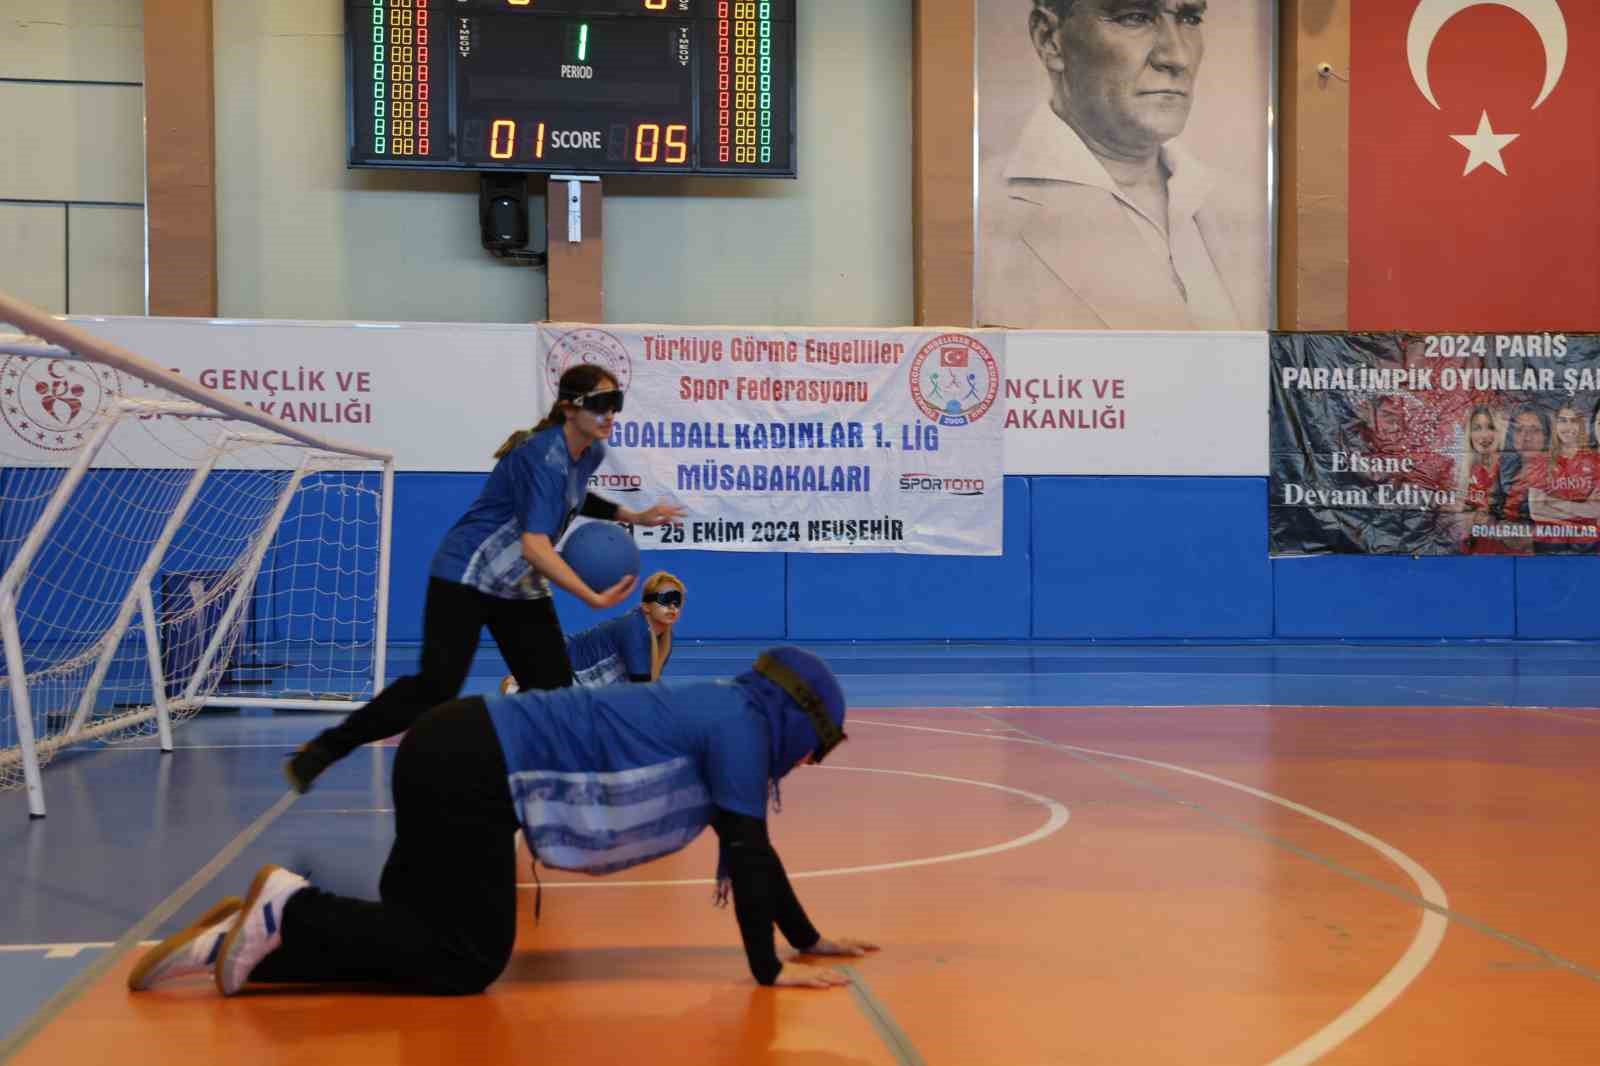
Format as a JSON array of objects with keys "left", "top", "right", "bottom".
[
  {"left": 0, "top": 1, "right": 143, "bottom": 82},
  {"left": 68, "top": 204, "right": 144, "bottom": 315},
  {"left": 0, "top": 203, "right": 67, "bottom": 312},
  {"left": 0, "top": 83, "right": 145, "bottom": 203},
  {"left": 214, "top": 0, "right": 546, "bottom": 323},
  {"left": 602, "top": 0, "right": 914, "bottom": 327}
]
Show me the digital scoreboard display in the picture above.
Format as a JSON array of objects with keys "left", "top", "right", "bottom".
[{"left": 346, "top": 0, "right": 796, "bottom": 177}]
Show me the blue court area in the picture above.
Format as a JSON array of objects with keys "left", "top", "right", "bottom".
[{"left": 2, "top": 641, "right": 1597, "bottom": 1046}]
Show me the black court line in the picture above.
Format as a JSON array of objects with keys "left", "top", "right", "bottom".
[{"left": 843, "top": 964, "right": 926, "bottom": 1066}]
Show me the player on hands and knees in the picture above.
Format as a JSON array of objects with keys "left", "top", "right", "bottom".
[{"left": 129, "top": 648, "right": 879, "bottom": 995}]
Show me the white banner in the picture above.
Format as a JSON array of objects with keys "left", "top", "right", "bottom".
[
  {"left": 51, "top": 316, "right": 542, "bottom": 471},
  {"left": 539, "top": 324, "right": 1006, "bottom": 554},
  {"left": 1003, "top": 331, "right": 1267, "bottom": 476},
  {"left": 6, "top": 318, "right": 1262, "bottom": 480}
]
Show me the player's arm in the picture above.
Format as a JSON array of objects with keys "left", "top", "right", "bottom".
[
  {"left": 624, "top": 616, "right": 653, "bottom": 683},
  {"left": 519, "top": 533, "right": 633, "bottom": 609},
  {"left": 579, "top": 493, "right": 620, "bottom": 520},
  {"left": 616, "top": 499, "right": 687, "bottom": 527},
  {"left": 711, "top": 809, "right": 877, "bottom": 987},
  {"left": 578, "top": 491, "right": 684, "bottom": 528},
  {"left": 1530, "top": 488, "right": 1600, "bottom": 524},
  {"left": 711, "top": 808, "right": 825, "bottom": 985}
]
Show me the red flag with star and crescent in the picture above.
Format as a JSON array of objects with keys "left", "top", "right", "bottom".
[{"left": 1349, "top": 0, "right": 1599, "bottom": 331}]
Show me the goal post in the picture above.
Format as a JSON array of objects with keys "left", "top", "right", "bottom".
[{"left": 0, "top": 291, "right": 395, "bottom": 817}]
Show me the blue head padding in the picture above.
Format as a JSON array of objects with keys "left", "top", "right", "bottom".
[{"left": 734, "top": 646, "right": 847, "bottom": 779}]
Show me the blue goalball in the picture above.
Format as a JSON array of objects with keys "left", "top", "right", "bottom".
[{"left": 560, "top": 521, "right": 640, "bottom": 591}]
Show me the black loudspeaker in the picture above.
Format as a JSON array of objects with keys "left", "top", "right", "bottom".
[{"left": 479, "top": 174, "right": 530, "bottom": 250}]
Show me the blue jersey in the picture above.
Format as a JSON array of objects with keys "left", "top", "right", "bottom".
[
  {"left": 484, "top": 680, "right": 770, "bottom": 874},
  {"left": 430, "top": 425, "right": 606, "bottom": 599},
  {"left": 567, "top": 611, "right": 655, "bottom": 687}
]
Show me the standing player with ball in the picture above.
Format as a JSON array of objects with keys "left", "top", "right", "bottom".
[{"left": 285, "top": 363, "right": 684, "bottom": 792}]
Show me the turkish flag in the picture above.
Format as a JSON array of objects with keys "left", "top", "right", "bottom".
[
  {"left": 1350, "top": 0, "right": 1600, "bottom": 330},
  {"left": 940, "top": 347, "right": 968, "bottom": 367}
]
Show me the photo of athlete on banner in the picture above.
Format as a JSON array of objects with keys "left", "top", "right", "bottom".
[{"left": 1270, "top": 333, "right": 1600, "bottom": 556}]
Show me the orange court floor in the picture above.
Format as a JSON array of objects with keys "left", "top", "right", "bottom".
[{"left": 2, "top": 646, "right": 1599, "bottom": 1064}]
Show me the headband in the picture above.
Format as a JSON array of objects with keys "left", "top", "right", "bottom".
[{"left": 752, "top": 652, "right": 846, "bottom": 763}]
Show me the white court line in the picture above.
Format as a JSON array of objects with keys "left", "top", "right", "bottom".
[
  {"left": 514, "top": 766, "right": 1070, "bottom": 888},
  {"left": 1508, "top": 706, "right": 1600, "bottom": 726},
  {"left": 850, "top": 718, "right": 1451, "bottom": 1066},
  {"left": 0, "top": 941, "right": 161, "bottom": 959},
  {"left": 0, "top": 768, "right": 1067, "bottom": 957},
  {"left": 118, "top": 743, "right": 318, "bottom": 750}
]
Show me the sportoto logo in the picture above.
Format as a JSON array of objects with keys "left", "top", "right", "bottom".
[
  {"left": 589, "top": 472, "right": 642, "bottom": 493},
  {"left": 2, "top": 356, "right": 122, "bottom": 452},
  {"left": 546, "top": 328, "right": 632, "bottom": 394},
  {"left": 909, "top": 334, "right": 998, "bottom": 427},
  {"left": 899, "top": 473, "right": 986, "bottom": 497}
]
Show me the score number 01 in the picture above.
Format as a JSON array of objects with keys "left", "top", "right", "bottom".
[{"left": 488, "top": 119, "right": 690, "bottom": 164}]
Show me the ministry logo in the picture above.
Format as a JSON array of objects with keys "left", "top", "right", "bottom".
[
  {"left": 546, "top": 328, "right": 632, "bottom": 395},
  {"left": 2, "top": 356, "right": 123, "bottom": 452}
]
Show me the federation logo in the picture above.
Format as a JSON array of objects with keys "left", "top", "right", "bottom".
[
  {"left": 546, "top": 328, "right": 632, "bottom": 395},
  {"left": 2, "top": 356, "right": 123, "bottom": 452},
  {"left": 909, "top": 334, "right": 998, "bottom": 427}
]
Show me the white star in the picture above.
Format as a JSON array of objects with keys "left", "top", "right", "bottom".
[{"left": 1450, "top": 111, "right": 1519, "bottom": 176}]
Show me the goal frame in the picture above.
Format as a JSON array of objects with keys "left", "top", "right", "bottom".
[{"left": 0, "top": 292, "right": 395, "bottom": 817}]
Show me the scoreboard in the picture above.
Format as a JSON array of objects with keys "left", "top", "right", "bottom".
[{"left": 346, "top": 0, "right": 797, "bottom": 177}]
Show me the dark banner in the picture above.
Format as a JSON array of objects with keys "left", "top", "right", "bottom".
[{"left": 1271, "top": 333, "right": 1600, "bottom": 556}]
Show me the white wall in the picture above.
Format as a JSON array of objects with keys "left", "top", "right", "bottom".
[{"left": 213, "top": 0, "right": 913, "bottom": 326}]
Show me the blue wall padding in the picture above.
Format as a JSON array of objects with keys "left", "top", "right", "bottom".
[
  {"left": 1513, "top": 557, "right": 1600, "bottom": 639},
  {"left": 12, "top": 468, "right": 1600, "bottom": 646},
  {"left": 786, "top": 476, "right": 1032, "bottom": 640},
  {"left": 1030, "top": 477, "right": 1273, "bottom": 638},
  {"left": 1274, "top": 555, "right": 1515, "bottom": 638},
  {"left": 385, "top": 473, "right": 489, "bottom": 641}
]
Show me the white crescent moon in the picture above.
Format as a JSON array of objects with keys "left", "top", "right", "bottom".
[{"left": 1408, "top": 0, "right": 1568, "bottom": 110}]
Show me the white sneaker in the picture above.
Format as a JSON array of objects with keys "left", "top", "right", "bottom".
[
  {"left": 126, "top": 897, "right": 242, "bottom": 991},
  {"left": 214, "top": 865, "right": 308, "bottom": 996}
]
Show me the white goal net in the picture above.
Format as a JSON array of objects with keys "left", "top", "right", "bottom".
[{"left": 0, "top": 292, "right": 393, "bottom": 816}]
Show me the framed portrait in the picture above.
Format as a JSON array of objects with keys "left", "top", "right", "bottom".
[{"left": 975, "top": 0, "right": 1276, "bottom": 331}]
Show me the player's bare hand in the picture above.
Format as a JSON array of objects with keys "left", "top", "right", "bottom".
[
  {"left": 773, "top": 963, "right": 852, "bottom": 989},
  {"left": 631, "top": 500, "right": 687, "bottom": 527},
  {"left": 801, "top": 937, "right": 879, "bottom": 957},
  {"left": 589, "top": 574, "right": 637, "bottom": 609}
]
